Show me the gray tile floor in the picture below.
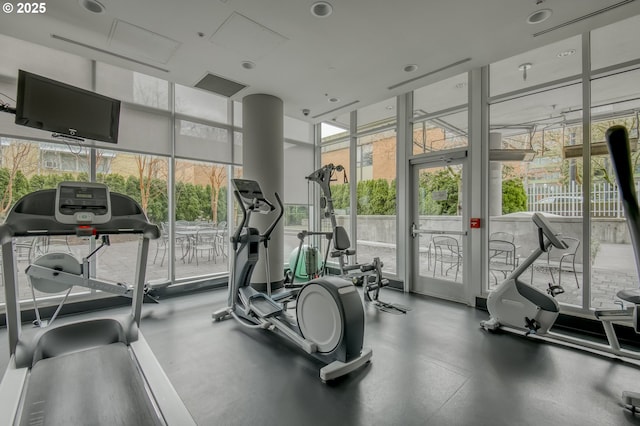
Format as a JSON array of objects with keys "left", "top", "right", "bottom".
[{"left": 3, "top": 288, "right": 640, "bottom": 425}]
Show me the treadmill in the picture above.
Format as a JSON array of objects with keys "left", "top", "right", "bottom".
[{"left": 0, "top": 182, "right": 195, "bottom": 425}]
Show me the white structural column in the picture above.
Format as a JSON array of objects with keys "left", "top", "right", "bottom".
[
  {"left": 489, "top": 132, "right": 502, "bottom": 217},
  {"left": 242, "top": 94, "right": 284, "bottom": 289}
]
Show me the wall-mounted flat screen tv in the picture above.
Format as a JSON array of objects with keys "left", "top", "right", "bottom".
[{"left": 15, "top": 70, "right": 121, "bottom": 143}]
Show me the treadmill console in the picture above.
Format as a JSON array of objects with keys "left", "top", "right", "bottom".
[{"left": 55, "top": 181, "right": 111, "bottom": 224}]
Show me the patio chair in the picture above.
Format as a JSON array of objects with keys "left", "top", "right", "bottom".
[
  {"left": 192, "top": 227, "right": 217, "bottom": 265},
  {"left": 215, "top": 221, "right": 228, "bottom": 259},
  {"left": 153, "top": 222, "right": 169, "bottom": 266},
  {"left": 549, "top": 236, "right": 581, "bottom": 288},
  {"left": 530, "top": 236, "right": 581, "bottom": 289},
  {"left": 489, "top": 231, "right": 514, "bottom": 243},
  {"left": 489, "top": 239, "right": 517, "bottom": 285},
  {"left": 431, "top": 236, "right": 462, "bottom": 281}
]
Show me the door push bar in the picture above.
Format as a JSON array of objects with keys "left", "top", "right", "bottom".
[{"left": 411, "top": 222, "right": 468, "bottom": 238}]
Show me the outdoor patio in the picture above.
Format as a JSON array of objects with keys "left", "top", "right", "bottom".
[{"left": 1, "top": 232, "right": 637, "bottom": 313}]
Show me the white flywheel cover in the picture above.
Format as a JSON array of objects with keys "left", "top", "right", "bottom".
[
  {"left": 30, "top": 253, "right": 81, "bottom": 294},
  {"left": 296, "top": 283, "right": 342, "bottom": 353}
]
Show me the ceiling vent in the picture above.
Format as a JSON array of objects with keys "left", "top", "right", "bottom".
[
  {"left": 194, "top": 73, "right": 247, "bottom": 97},
  {"left": 533, "top": 0, "right": 635, "bottom": 37},
  {"left": 388, "top": 58, "right": 472, "bottom": 91}
]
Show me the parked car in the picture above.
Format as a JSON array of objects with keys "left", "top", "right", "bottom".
[
  {"left": 533, "top": 196, "right": 584, "bottom": 216},
  {"left": 535, "top": 196, "right": 583, "bottom": 205}
]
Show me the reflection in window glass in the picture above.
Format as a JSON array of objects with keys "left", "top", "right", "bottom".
[
  {"left": 96, "top": 150, "right": 170, "bottom": 283},
  {"left": 488, "top": 84, "right": 584, "bottom": 306},
  {"left": 356, "top": 129, "right": 397, "bottom": 273},
  {"left": 0, "top": 139, "right": 121, "bottom": 311},
  {"left": 412, "top": 110, "right": 468, "bottom": 155},
  {"left": 0, "top": 33, "right": 93, "bottom": 91},
  {"left": 175, "top": 84, "right": 228, "bottom": 123},
  {"left": 589, "top": 68, "right": 640, "bottom": 310},
  {"left": 414, "top": 73, "right": 468, "bottom": 114},
  {"left": 175, "top": 120, "right": 231, "bottom": 163},
  {"left": 490, "top": 36, "right": 581, "bottom": 97},
  {"left": 96, "top": 62, "right": 169, "bottom": 109},
  {"left": 591, "top": 14, "right": 640, "bottom": 71},
  {"left": 357, "top": 99, "right": 395, "bottom": 133},
  {"left": 283, "top": 142, "right": 314, "bottom": 264},
  {"left": 320, "top": 137, "right": 350, "bottom": 264},
  {"left": 174, "top": 159, "right": 230, "bottom": 280}
]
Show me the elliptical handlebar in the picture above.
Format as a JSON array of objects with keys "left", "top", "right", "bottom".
[
  {"left": 231, "top": 189, "right": 248, "bottom": 248},
  {"left": 262, "top": 192, "right": 284, "bottom": 246},
  {"left": 229, "top": 178, "right": 283, "bottom": 249}
]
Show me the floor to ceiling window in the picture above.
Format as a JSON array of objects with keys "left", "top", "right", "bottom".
[
  {"left": 356, "top": 99, "right": 398, "bottom": 274},
  {"left": 319, "top": 118, "right": 351, "bottom": 269},
  {"left": 589, "top": 14, "right": 640, "bottom": 310},
  {"left": 488, "top": 36, "right": 584, "bottom": 307}
]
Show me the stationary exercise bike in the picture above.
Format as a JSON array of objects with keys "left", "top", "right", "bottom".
[
  {"left": 212, "top": 178, "right": 372, "bottom": 382},
  {"left": 481, "top": 126, "right": 640, "bottom": 413},
  {"left": 480, "top": 212, "right": 567, "bottom": 335}
]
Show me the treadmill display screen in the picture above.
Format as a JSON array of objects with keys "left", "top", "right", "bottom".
[{"left": 58, "top": 186, "right": 109, "bottom": 215}]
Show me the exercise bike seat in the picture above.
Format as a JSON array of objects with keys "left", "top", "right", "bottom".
[{"left": 617, "top": 289, "right": 640, "bottom": 305}]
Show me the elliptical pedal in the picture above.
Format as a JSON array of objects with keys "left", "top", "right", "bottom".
[{"left": 239, "top": 287, "right": 283, "bottom": 318}]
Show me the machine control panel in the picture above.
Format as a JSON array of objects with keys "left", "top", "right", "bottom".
[{"left": 54, "top": 181, "right": 111, "bottom": 224}]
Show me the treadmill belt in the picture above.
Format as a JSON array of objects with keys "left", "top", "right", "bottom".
[{"left": 20, "top": 342, "right": 163, "bottom": 426}]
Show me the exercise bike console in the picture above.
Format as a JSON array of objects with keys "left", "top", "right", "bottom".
[{"left": 532, "top": 213, "right": 568, "bottom": 252}]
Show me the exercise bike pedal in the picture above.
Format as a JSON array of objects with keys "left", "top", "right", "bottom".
[
  {"left": 546, "top": 284, "right": 565, "bottom": 297},
  {"left": 524, "top": 317, "right": 541, "bottom": 336}
]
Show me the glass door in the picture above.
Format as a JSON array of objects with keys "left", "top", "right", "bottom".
[{"left": 411, "top": 150, "right": 467, "bottom": 302}]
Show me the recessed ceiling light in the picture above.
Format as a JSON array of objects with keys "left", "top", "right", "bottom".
[
  {"left": 311, "top": 1, "right": 333, "bottom": 18},
  {"left": 557, "top": 49, "right": 576, "bottom": 58},
  {"left": 241, "top": 61, "right": 256, "bottom": 70},
  {"left": 403, "top": 64, "right": 418, "bottom": 73},
  {"left": 526, "top": 8, "right": 552, "bottom": 24},
  {"left": 79, "top": 0, "right": 105, "bottom": 14},
  {"left": 328, "top": 97, "right": 340, "bottom": 103}
]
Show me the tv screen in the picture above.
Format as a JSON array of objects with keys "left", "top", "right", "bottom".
[{"left": 15, "top": 70, "right": 121, "bottom": 144}]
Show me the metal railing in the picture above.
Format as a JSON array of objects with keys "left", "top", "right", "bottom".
[{"left": 527, "top": 182, "right": 640, "bottom": 217}]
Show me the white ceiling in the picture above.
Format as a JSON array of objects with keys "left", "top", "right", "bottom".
[{"left": 0, "top": 0, "right": 639, "bottom": 124}]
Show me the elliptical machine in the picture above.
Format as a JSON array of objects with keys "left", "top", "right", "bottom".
[{"left": 212, "top": 178, "right": 372, "bottom": 382}]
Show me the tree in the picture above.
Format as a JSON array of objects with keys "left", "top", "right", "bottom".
[
  {"left": 205, "top": 165, "right": 227, "bottom": 223},
  {"left": 0, "top": 140, "right": 34, "bottom": 216},
  {"left": 134, "top": 155, "right": 164, "bottom": 213},
  {"left": 502, "top": 178, "right": 527, "bottom": 214},
  {"left": 418, "top": 168, "right": 459, "bottom": 215}
]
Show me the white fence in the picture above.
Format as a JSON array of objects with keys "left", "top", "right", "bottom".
[{"left": 527, "top": 182, "right": 640, "bottom": 217}]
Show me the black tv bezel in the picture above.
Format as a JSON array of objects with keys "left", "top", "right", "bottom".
[{"left": 15, "top": 70, "right": 121, "bottom": 144}]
